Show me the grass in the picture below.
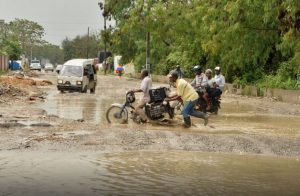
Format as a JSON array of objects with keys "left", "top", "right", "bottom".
[{"left": 0, "top": 70, "right": 8, "bottom": 76}]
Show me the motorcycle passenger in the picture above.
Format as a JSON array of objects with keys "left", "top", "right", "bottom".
[
  {"left": 191, "top": 65, "right": 208, "bottom": 110},
  {"left": 214, "top": 66, "right": 225, "bottom": 92},
  {"left": 166, "top": 70, "right": 208, "bottom": 127},
  {"left": 129, "top": 69, "right": 152, "bottom": 122},
  {"left": 204, "top": 69, "right": 221, "bottom": 110}
]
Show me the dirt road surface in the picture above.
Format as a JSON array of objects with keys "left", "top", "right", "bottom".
[{"left": 1, "top": 71, "right": 300, "bottom": 156}]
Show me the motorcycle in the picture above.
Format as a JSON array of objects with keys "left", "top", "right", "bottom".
[
  {"left": 195, "top": 87, "right": 221, "bottom": 114},
  {"left": 106, "top": 87, "right": 177, "bottom": 124}
]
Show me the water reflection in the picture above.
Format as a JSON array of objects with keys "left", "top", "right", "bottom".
[
  {"left": 39, "top": 90, "right": 122, "bottom": 123},
  {"left": 0, "top": 151, "right": 300, "bottom": 195}
]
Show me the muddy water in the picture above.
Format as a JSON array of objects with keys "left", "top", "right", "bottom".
[
  {"left": 39, "top": 86, "right": 300, "bottom": 134},
  {"left": 0, "top": 151, "right": 300, "bottom": 195},
  {"left": 39, "top": 89, "right": 123, "bottom": 123}
]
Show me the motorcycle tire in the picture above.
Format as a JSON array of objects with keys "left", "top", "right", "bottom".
[{"left": 106, "top": 105, "right": 128, "bottom": 124}]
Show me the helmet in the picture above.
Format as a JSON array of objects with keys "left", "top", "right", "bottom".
[
  {"left": 126, "top": 91, "right": 135, "bottom": 103},
  {"left": 193, "top": 65, "right": 201, "bottom": 72},
  {"left": 215, "top": 66, "right": 221, "bottom": 71}
]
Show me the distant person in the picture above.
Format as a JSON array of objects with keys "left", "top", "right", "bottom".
[
  {"left": 104, "top": 61, "right": 109, "bottom": 75},
  {"left": 214, "top": 66, "right": 225, "bottom": 92},
  {"left": 129, "top": 69, "right": 152, "bottom": 123},
  {"left": 166, "top": 70, "right": 208, "bottom": 127},
  {"left": 107, "top": 56, "right": 114, "bottom": 74},
  {"left": 115, "top": 64, "right": 125, "bottom": 79},
  {"left": 175, "top": 65, "right": 184, "bottom": 78},
  {"left": 92, "top": 58, "right": 99, "bottom": 74}
]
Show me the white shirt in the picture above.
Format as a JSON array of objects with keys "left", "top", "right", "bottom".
[
  {"left": 140, "top": 76, "right": 152, "bottom": 102},
  {"left": 214, "top": 74, "right": 225, "bottom": 92},
  {"left": 207, "top": 78, "right": 216, "bottom": 88}
]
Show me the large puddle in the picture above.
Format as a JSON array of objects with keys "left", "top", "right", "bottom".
[
  {"left": 39, "top": 87, "right": 300, "bottom": 134},
  {"left": 0, "top": 151, "right": 300, "bottom": 195},
  {"left": 39, "top": 89, "right": 121, "bottom": 123}
]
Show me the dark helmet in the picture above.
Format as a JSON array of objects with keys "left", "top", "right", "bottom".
[{"left": 193, "top": 65, "right": 202, "bottom": 72}]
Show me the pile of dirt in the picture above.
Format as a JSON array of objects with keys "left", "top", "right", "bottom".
[
  {"left": 0, "top": 75, "right": 51, "bottom": 103},
  {"left": 0, "top": 75, "right": 53, "bottom": 86},
  {"left": 0, "top": 83, "right": 27, "bottom": 96}
]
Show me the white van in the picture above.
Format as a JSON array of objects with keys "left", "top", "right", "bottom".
[{"left": 57, "top": 59, "right": 97, "bottom": 93}]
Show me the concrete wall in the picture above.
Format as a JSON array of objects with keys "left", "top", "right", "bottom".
[
  {"left": 0, "top": 55, "right": 9, "bottom": 71},
  {"left": 128, "top": 73, "right": 300, "bottom": 105}
]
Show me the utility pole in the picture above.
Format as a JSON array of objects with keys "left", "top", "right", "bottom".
[
  {"left": 146, "top": 32, "right": 150, "bottom": 72},
  {"left": 98, "top": 0, "right": 107, "bottom": 74},
  {"left": 87, "top": 27, "right": 90, "bottom": 59},
  {"left": 104, "top": 11, "right": 107, "bottom": 74},
  {"left": 145, "top": 2, "right": 151, "bottom": 73}
]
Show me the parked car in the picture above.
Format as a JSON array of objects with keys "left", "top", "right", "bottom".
[
  {"left": 57, "top": 59, "right": 97, "bottom": 93},
  {"left": 29, "top": 59, "right": 42, "bottom": 71},
  {"left": 44, "top": 63, "right": 54, "bottom": 72},
  {"left": 55, "top": 64, "right": 63, "bottom": 74}
]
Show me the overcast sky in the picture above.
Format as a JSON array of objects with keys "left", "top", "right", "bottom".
[{"left": 0, "top": 0, "right": 108, "bottom": 45}]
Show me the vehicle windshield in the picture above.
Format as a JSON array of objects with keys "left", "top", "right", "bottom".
[
  {"left": 60, "top": 65, "right": 82, "bottom": 77},
  {"left": 31, "top": 60, "right": 40, "bottom": 63}
]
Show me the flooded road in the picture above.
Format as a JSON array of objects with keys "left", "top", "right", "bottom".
[
  {"left": 1, "top": 151, "right": 300, "bottom": 195},
  {"left": 1, "top": 72, "right": 300, "bottom": 195},
  {"left": 39, "top": 74, "right": 300, "bottom": 135}
]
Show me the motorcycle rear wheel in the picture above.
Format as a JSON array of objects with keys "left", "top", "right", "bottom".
[{"left": 106, "top": 105, "right": 128, "bottom": 124}]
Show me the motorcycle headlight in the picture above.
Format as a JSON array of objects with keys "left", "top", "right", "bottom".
[
  {"left": 57, "top": 79, "right": 63, "bottom": 84},
  {"left": 76, "top": 81, "right": 82, "bottom": 85}
]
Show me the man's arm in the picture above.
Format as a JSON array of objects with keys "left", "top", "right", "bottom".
[
  {"left": 130, "top": 89, "right": 143, "bottom": 93},
  {"left": 191, "top": 78, "right": 196, "bottom": 87},
  {"left": 165, "top": 94, "right": 181, "bottom": 102}
]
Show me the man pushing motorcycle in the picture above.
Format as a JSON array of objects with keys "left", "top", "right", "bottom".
[
  {"left": 129, "top": 69, "right": 152, "bottom": 123},
  {"left": 165, "top": 70, "right": 209, "bottom": 127}
]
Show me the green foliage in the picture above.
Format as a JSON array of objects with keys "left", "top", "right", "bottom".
[
  {"left": 8, "top": 18, "right": 45, "bottom": 58},
  {"left": 62, "top": 34, "right": 100, "bottom": 61},
  {"left": 103, "top": 0, "right": 300, "bottom": 90},
  {"left": 258, "top": 62, "right": 300, "bottom": 89},
  {"left": 33, "top": 44, "right": 64, "bottom": 64},
  {"left": 0, "top": 23, "right": 22, "bottom": 59}
]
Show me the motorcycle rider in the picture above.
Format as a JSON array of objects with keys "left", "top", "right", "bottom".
[
  {"left": 129, "top": 69, "right": 152, "bottom": 122},
  {"left": 191, "top": 65, "right": 208, "bottom": 92},
  {"left": 165, "top": 70, "right": 208, "bottom": 127},
  {"left": 214, "top": 66, "right": 225, "bottom": 92}
]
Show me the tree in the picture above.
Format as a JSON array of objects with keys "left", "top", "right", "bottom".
[
  {"left": 103, "top": 0, "right": 300, "bottom": 89},
  {"left": 8, "top": 18, "right": 45, "bottom": 59},
  {"left": 62, "top": 34, "right": 100, "bottom": 61},
  {"left": 0, "top": 23, "right": 22, "bottom": 59},
  {"left": 33, "top": 43, "right": 64, "bottom": 64}
]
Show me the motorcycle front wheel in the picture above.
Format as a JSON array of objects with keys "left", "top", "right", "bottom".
[{"left": 106, "top": 105, "right": 128, "bottom": 124}]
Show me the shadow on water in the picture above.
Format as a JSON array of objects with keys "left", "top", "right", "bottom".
[{"left": 0, "top": 151, "right": 300, "bottom": 195}]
